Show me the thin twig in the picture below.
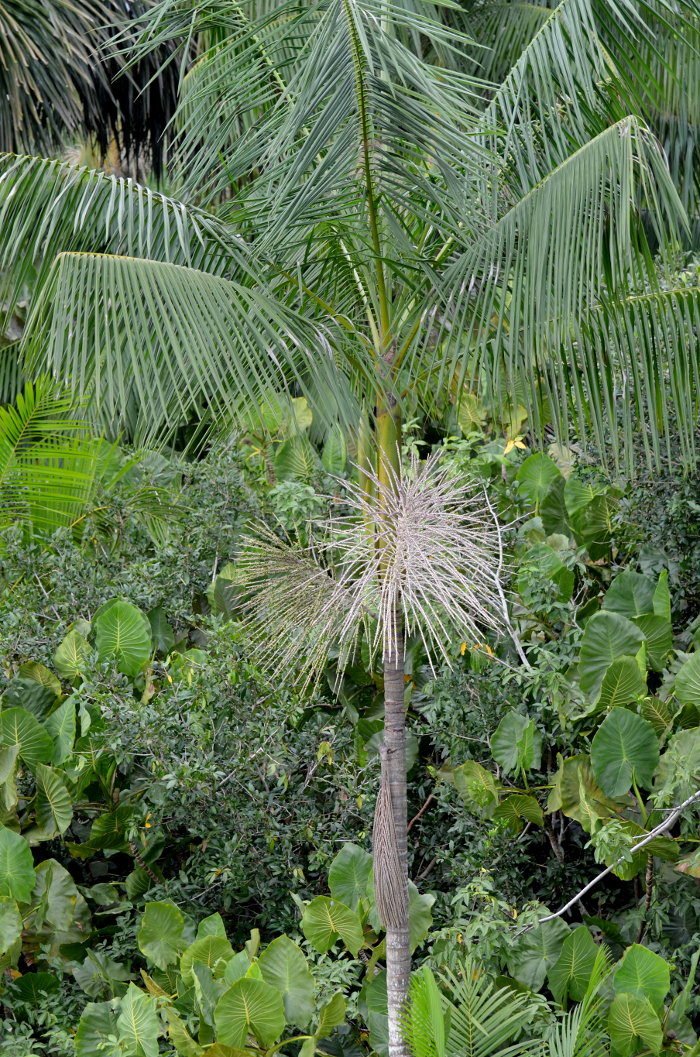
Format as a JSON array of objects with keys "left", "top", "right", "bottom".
[
  {"left": 522, "top": 788, "right": 700, "bottom": 931},
  {"left": 407, "top": 793, "right": 435, "bottom": 832}
]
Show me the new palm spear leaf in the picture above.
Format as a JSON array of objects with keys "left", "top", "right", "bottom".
[
  {"left": 0, "top": 0, "right": 698, "bottom": 1052},
  {"left": 236, "top": 454, "right": 507, "bottom": 1054}
]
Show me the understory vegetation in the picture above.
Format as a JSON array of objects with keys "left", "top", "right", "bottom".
[{"left": 2, "top": 0, "right": 700, "bottom": 1055}]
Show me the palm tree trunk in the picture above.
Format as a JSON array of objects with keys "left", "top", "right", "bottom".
[{"left": 382, "top": 618, "right": 410, "bottom": 1057}]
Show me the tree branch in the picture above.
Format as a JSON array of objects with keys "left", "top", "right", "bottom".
[{"left": 521, "top": 788, "right": 700, "bottom": 931}]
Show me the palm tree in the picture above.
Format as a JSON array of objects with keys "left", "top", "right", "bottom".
[
  {"left": 1, "top": 1, "right": 699, "bottom": 1053},
  {"left": 0, "top": 0, "right": 177, "bottom": 174}
]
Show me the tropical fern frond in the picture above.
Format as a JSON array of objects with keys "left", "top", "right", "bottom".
[
  {"left": 547, "top": 948, "right": 612, "bottom": 1057},
  {"left": 21, "top": 251, "right": 363, "bottom": 444},
  {"left": 0, "top": 378, "right": 97, "bottom": 534}
]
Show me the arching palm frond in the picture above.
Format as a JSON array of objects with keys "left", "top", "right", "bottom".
[
  {"left": 547, "top": 948, "right": 611, "bottom": 1057},
  {"left": 0, "top": 377, "right": 97, "bottom": 535},
  {"left": 0, "top": 153, "right": 254, "bottom": 321},
  {"left": 427, "top": 120, "right": 688, "bottom": 462},
  {"left": 22, "top": 252, "right": 366, "bottom": 445}
]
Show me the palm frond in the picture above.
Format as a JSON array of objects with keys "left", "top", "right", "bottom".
[
  {"left": 0, "top": 153, "right": 255, "bottom": 330},
  {"left": 440, "top": 958, "right": 544, "bottom": 1057},
  {"left": 547, "top": 948, "right": 612, "bottom": 1057},
  {"left": 0, "top": 343, "right": 24, "bottom": 406},
  {"left": 21, "top": 251, "right": 362, "bottom": 444},
  {"left": 430, "top": 119, "right": 686, "bottom": 441},
  {"left": 403, "top": 966, "right": 447, "bottom": 1057},
  {"left": 0, "top": 377, "right": 97, "bottom": 535}
]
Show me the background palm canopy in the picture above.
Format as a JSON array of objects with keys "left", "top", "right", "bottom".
[{"left": 0, "top": 0, "right": 699, "bottom": 470}]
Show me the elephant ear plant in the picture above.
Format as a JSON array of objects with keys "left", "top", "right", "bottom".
[{"left": 235, "top": 452, "right": 508, "bottom": 1056}]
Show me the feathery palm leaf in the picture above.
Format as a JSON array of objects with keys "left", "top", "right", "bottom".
[
  {"left": 22, "top": 251, "right": 364, "bottom": 443},
  {"left": 547, "top": 948, "right": 611, "bottom": 1057},
  {"left": 0, "top": 378, "right": 97, "bottom": 534},
  {"left": 440, "top": 959, "right": 543, "bottom": 1057}
]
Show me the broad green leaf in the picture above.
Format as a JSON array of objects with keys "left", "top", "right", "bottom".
[
  {"left": 74, "top": 1001, "right": 121, "bottom": 1057},
  {"left": 54, "top": 629, "right": 91, "bottom": 680},
  {"left": 570, "top": 493, "right": 617, "bottom": 560},
  {"left": 653, "top": 570, "right": 671, "bottom": 621},
  {"left": 608, "top": 992, "right": 662, "bottom": 1056},
  {"left": 317, "top": 992, "right": 346, "bottom": 1038},
  {"left": 490, "top": 711, "right": 542, "bottom": 775},
  {"left": 0, "top": 706, "right": 53, "bottom": 768},
  {"left": 0, "top": 895, "right": 22, "bottom": 956},
  {"left": 443, "top": 760, "right": 499, "bottom": 819},
  {"left": 207, "top": 563, "right": 239, "bottom": 617},
  {"left": 0, "top": 824, "right": 35, "bottom": 902},
  {"left": 197, "top": 913, "right": 227, "bottom": 940},
  {"left": 674, "top": 653, "right": 700, "bottom": 705},
  {"left": 613, "top": 945, "right": 670, "bottom": 1012},
  {"left": 640, "top": 698, "right": 674, "bottom": 737},
  {"left": 507, "top": 918, "right": 570, "bottom": 991},
  {"left": 94, "top": 600, "right": 152, "bottom": 677},
  {"left": 0, "top": 744, "right": 19, "bottom": 814},
  {"left": 148, "top": 606, "right": 175, "bottom": 655},
  {"left": 408, "top": 882, "right": 434, "bottom": 953},
  {"left": 180, "top": 935, "right": 234, "bottom": 985},
  {"left": 516, "top": 453, "right": 561, "bottom": 510},
  {"left": 44, "top": 696, "right": 76, "bottom": 765},
  {"left": 116, "top": 983, "right": 160, "bottom": 1057},
  {"left": 654, "top": 726, "right": 700, "bottom": 802},
  {"left": 547, "top": 755, "right": 625, "bottom": 833},
  {"left": 258, "top": 935, "right": 315, "bottom": 1028},
  {"left": 548, "top": 926, "right": 597, "bottom": 1005},
  {"left": 633, "top": 614, "right": 672, "bottom": 672},
  {"left": 274, "top": 434, "right": 320, "bottom": 482},
  {"left": 579, "top": 613, "right": 644, "bottom": 702},
  {"left": 214, "top": 977, "right": 286, "bottom": 1048},
  {"left": 493, "top": 794, "right": 544, "bottom": 831},
  {"left": 328, "top": 843, "right": 372, "bottom": 911},
  {"left": 193, "top": 962, "right": 227, "bottom": 1027},
  {"left": 597, "top": 658, "right": 647, "bottom": 710},
  {"left": 590, "top": 707, "right": 659, "bottom": 796},
  {"left": 516, "top": 543, "right": 573, "bottom": 602},
  {"left": 29, "top": 858, "right": 91, "bottom": 936},
  {"left": 2, "top": 677, "right": 57, "bottom": 719},
  {"left": 138, "top": 901, "right": 185, "bottom": 971},
  {"left": 18, "top": 661, "right": 62, "bottom": 698},
  {"left": 602, "top": 571, "right": 656, "bottom": 619},
  {"left": 322, "top": 424, "right": 347, "bottom": 475},
  {"left": 34, "top": 762, "right": 73, "bottom": 837},
  {"left": 165, "top": 1007, "right": 204, "bottom": 1057},
  {"left": 301, "top": 896, "right": 363, "bottom": 956},
  {"left": 540, "top": 476, "right": 569, "bottom": 536}
]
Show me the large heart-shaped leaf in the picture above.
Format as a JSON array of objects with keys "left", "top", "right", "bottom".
[
  {"left": 0, "top": 707, "right": 52, "bottom": 769},
  {"left": 116, "top": 984, "right": 160, "bottom": 1057},
  {"left": 602, "top": 571, "right": 656, "bottom": 618},
  {"left": 54, "top": 629, "right": 91, "bottom": 680},
  {"left": 590, "top": 708, "right": 659, "bottom": 796},
  {"left": 507, "top": 918, "right": 570, "bottom": 991},
  {"left": 548, "top": 926, "right": 598, "bottom": 1005},
  {"left": 674, "top": 653, "right": 700, "bottom": 705},
  {"left": 597, "top": 658, "right": 647, "bottom": 711},
  {"left": 258, "top": 935, "right": 315, "bottom": 1028},
  {"left": 138, "top": 901, "right": 185, "bottom": 971},
  {"left": 633, "top": 614, "right": 672, "bottom": 672},
  {"left": 490, "top": 711, "right": 542, "bottom": 775},
  {"left": 516, "top": 453, "right": 561, "bottom": 510},
  {"left": 0, "top": 895, "right": 22, "bottom": 956},
  {"left": 180, "top": 935, "right": 234, "bottom": 985},
  {"left": 74, "top": 1001, "right": 120, "bottom": 1057},
  {"left": 2, "top": 677, "right": 57, "bottom": 719},
  {"left": 34, "top": 763, "right": 73, "bottom": 837},
  {"left": 579, "top": 613, "right": 644, "bottom": 702},
  {"left": 93, "top": 600, "right": 152, "bottom": 677},
  {"left": 0, "top": 825, "right": 35, "bottom": 902},
  {"left": 613, "top": 945, "right": 670, "bottom": 1012},
  {"left": 215, "top": 977, "right": 286, "bottom": 1048},
  {"left": 301, "top": 896, "right": 363, "bottom": 956},
  {"left": 608, "top": 993, "right": 662, "bottom": 1056},
  {"left": 547, "top": 755, "right": 624, "bottom": 832},
  {"left": 44, "top": 696, "right": 76, "bottom": 766},
  {"left": 328, "top": 843, "right": 372, "bottom": 911}
]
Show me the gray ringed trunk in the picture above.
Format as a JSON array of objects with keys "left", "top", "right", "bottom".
[{"left": 378, "top": 626, "right": 410, "bottom": 1057}]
